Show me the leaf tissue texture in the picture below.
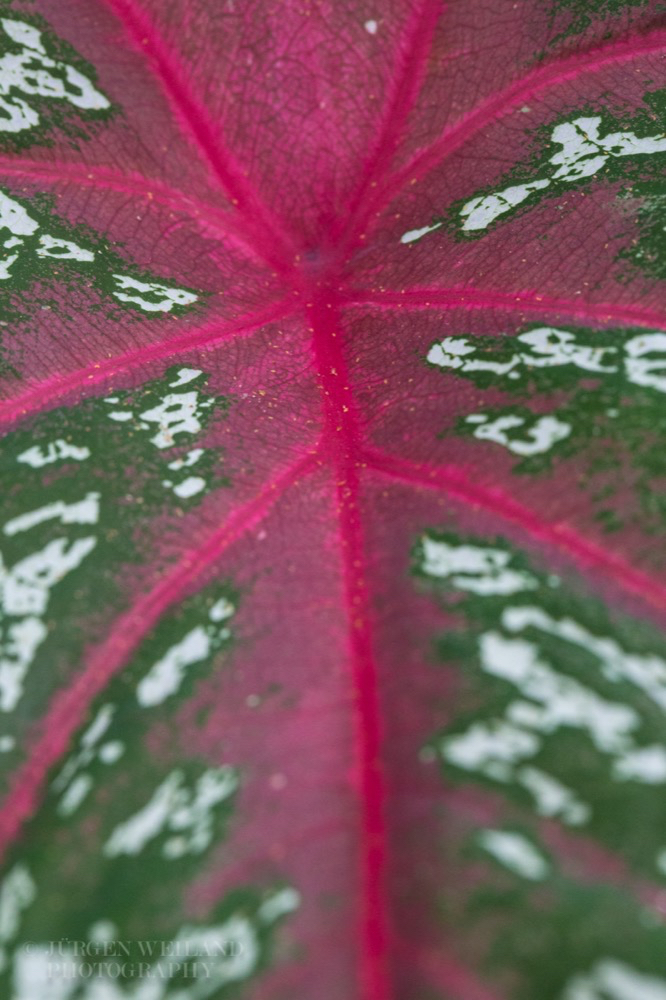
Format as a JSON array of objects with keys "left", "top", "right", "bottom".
[{"left": 2, "top": 0, "right": 666, "bottom": 997}]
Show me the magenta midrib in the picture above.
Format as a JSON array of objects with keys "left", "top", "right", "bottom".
[
  {"left": 345, "top": 25, "right": 666, "bottom": 248},
  {"left": 3, "top": 7, "right": 662, "bottom": 423},
  {"left": 0, "top": 5, "right": 665, "bottom": 989},
  {"left": 0, "top": 446, "right": 319, "bottom": 864},
  {"left": 3, "top": 0, "right": 648, "bottom": 291},
  {"left": 6, "top": 348, "right": 665, "bottom": 985},
  {"left": 307, "top": 289, "right": 391, "bottom": 1000},
  {"left": 5, "top": 283, "right": 664, "bottom": 430},
  {"left": 327, "top": 0, "right": 442, "bottom": 247},
  {"left": 363, "top": 449, "right": 666, "bottom": 614},
  {"left": 4, "top": 363, "right": 666, "bottom": 908}
]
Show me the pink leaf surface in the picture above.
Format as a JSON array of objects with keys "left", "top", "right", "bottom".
[{"left": 1, "top": 2, "right": 666, "bottom": 999}]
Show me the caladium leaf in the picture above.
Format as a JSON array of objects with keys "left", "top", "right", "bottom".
[{"left": 0, "top": 0, "right": 666, "bottom": 998}]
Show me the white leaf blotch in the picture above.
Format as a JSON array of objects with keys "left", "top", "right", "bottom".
[
  {"left": 420, "top": 536, "right": 537, "bottom": 595},
  {"left": 459, "top": 115, "right": 666, "bottom": 232},
  {"left": 477, "top": 829, "right": 550, "bottom": 880}
]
